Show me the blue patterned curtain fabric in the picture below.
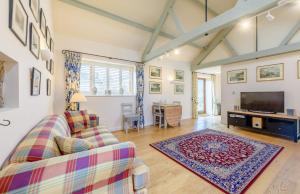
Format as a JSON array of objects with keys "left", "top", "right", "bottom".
[
  {"left": 136, "top": 63, "right": 145, "bottom": 128},
  {"left": 64, "top": 51, "right": 82, "bottom": 111}
]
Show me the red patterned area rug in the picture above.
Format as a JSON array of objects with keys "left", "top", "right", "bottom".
[{"left": 150, "top": 129, "right": 283, "bottom": 194}]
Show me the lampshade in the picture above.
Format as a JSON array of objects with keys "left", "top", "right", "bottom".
[
  {"left": 70, "top": 92, "right": 87, "bottom": 103},
  {"left": 41, "top": 49, "right": 53, "bottom": 61}
]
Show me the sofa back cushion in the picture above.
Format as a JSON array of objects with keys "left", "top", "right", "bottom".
[
  {"left": 55, "top": 136, "right": 94, "bottom": 154},
  {"left": 9, "top": 115, "right": 71, "bottom": 164},
  {"left": 64, "top": 110, "right": 90, "bottom": 133}
]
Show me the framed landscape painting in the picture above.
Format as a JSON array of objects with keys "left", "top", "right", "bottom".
[
  {"left": 9, "top": 0, "right": 28, "bottom": 46},
  {"left": 227, "top": 69, "right": 247, "bottom": 84},
  {"left": 40, "top": 8, "right": 46, "bottom": 37},
  {"left": 257, "top": 63, "right": 284, "bottom": 82},
  {"left": 174, "top": 84, "right": 184, "bottom": 95},
  {"left": 31, "top": 68, "right": 41, "bottom": 96},
  {"left": 149, "top": 81, "right": 162, "bottom": 94},
  {"left": 175, "top": 70, "right": 184, "bottom": 82},
  {"left": 149, "top": 66, "right": 161, "bottom": 79},
  {"left": 29, "top": 23, "right": 40, "bottom": 59},
  {"left": 29, "top": 0, "right": 40, "bottom": 22}
]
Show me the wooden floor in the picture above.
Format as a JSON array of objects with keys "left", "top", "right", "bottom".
[{"left": 113, "top": 116, "right": 300, "bottom": 194}]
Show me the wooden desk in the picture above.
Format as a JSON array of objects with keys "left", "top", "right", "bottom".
[{"left": 153, "top": 104, "right": 182, "bottom": 128}]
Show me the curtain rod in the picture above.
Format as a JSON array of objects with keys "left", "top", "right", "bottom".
[{"left": 62, "top": 50, "right": 142, "bottom": 64}]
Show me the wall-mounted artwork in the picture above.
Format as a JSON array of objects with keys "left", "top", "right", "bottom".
[
  {"left": 50, "top": 60, "right": 54, "bottom": 75},
  {"left": 31, "top": 67, "right": 41, "bottom": 96},
  {"left": 29, "top": 0, "right": 40, "bottom": 23},
  {"left": 149, "top": 81, "right": 162, "bottom": 94},
  {"left": 9, "top": 0, "right": 28, "bottom": 46},
  {"left": 50, "top": 38, "right": 54, "bottom": 52},
  {"left": 0, "top": 62, "right": 4, "bottom": 107},
  {"left": 174, "top": 84, "right": 184, "bottom": 95},
  {"left": 175, "top": 70, "right": 184, "bottom": 82},
  {"left": 46, "top": 79, "right": 51, "bottom": 96},
  {"left": 40, "top": 8, "right": 46, "bottom": 37},
  {"left": 29, "top": 23, "right": 40, "bottom": 59},
  {"left": 227, "top": 69, "right": 247, "bottom": 84},
  {"left": 46, "top": 26, "right": 51, "bottom": 48},
  {"left": 257, "top": 63, "right": 284, "bottom": 82},
  {"left": 298, "top": 60, "right": 300, "bottom": 79},
  {"left": 149, "top": 66, "right": 161, "bottom": 79}
]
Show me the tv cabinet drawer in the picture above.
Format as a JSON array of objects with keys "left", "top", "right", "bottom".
[
  {"left": 228, "top": 117, "right": 247, "bottom": 127},
  {"left": 266, "top": 119, "right": 296, "bottom": 136}
]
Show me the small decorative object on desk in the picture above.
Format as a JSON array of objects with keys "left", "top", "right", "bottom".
[
  {"left": 234, "top": 105, "right": 240, "bottom": 111},
  {"left": 287, "top": 109, "right": 295, "bottom": 116}
]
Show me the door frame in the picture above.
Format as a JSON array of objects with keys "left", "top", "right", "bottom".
[{"left": 198, "top": 78, "right": 206, "bottom": 114}]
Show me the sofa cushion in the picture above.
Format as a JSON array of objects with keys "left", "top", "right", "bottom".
[
  {"left": 9, "top": 115, "right": 70, "bottom": 164},
  {"left": 85, "top": 133, "right": 119, "bottom": 147},
  {"left": 55, "top": 136, "right": 94, "bottom": 154},
  {"left": 89, "top": 114, "right": 98, "bottom": 127},
  {"left": 64, "top": 110, "right": 90, "bottom": 133},
  {"left": 72, "top": 126, "right": 110, "bottom": 139}
]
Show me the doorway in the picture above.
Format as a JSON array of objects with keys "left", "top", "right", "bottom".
[{"left": 197, "top": 78, "right": 206, "bottom": 114}]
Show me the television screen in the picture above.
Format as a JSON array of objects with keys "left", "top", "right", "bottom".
[{"left": 241, "top": 92, "right": 284, "bottom": 113}]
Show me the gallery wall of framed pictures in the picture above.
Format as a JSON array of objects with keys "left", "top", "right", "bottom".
[
  {"left": 226, "top": 61, "right": 300, "bottom": 84},
  {"left": 9, "top": 0, "right": 54, "bottom": 97}
]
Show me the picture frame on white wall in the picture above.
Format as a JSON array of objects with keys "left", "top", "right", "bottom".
[
  {"left": 149, "top": 81, "right": 162, "bottom": 94},
  {"left": 149, "top": 66, "right": 162, "bottom": 79},
  {"left": 227, "top": 69, "right": 247, "bottom": 84},
  {"left": 174, "top": 84, "right": 184, "bottom": 95},
  {"left": 39, "top": 8, "right": 46, "bottom": 37},
  {"left": 174, "top": 70, "right": 184, "bottom": 82},
  {"left": 29, "top": 23, "right": 40, "bottom": 59},
  {"left": 9, "top": 0, "right": 28, "bottom": 46},
  {"left": 257, "top": 63, "right": 284, "bottom": 82},
  {"left": 29, "top": 0, "right": 40, "bottom": 23}
]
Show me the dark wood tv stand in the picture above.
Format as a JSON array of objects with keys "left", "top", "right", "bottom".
[{"left": 227, "top": 110, "right": 300, "bottom": 142}]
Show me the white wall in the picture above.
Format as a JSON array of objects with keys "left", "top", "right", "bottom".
[
  {"left": 54, "top": 35, "right": 192, "bottom": 130},
  {"left": 0, "top": 0, "right": 54, "bottom": 165},
  {"left": 221, "top": 51, "right": 300, "bottom": 124}
]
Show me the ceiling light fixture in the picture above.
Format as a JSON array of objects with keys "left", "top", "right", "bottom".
[
  {"left": 240, "top": 20, "right": 251, "bottom": 29},
  {"left": 174, "top": 49, "right": 180, "bottom": 55},
  {"left": 266, "top": 11, "right": 275, "bottom": 21}
]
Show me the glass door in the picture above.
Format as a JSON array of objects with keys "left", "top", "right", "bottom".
[{"left": 197, "top": 78, "right": 206, "bottom": 114}]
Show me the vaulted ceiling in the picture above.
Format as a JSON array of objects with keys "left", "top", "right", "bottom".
[{"left": 53, "top": 0, "right": 300, "bottom": 66}]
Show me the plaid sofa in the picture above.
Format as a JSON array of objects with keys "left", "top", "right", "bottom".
[{"left": 0, "top": 115, "right": 149, "bottom": 194}]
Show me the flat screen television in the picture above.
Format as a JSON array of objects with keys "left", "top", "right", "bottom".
[{"left": 241, "top": 92, "right": 284, "bottom": 113}]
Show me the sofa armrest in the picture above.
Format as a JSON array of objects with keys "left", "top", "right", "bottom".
[
  {"left": 0, "top": 142, "right": 136, "bottom": 193},
  {"left": 89, "top": 114, "right": 100, "bottom": 127}
]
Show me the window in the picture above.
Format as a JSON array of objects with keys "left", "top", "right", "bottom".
[{"left": 80, "top": 59, "right": 136, "bottom": 96}]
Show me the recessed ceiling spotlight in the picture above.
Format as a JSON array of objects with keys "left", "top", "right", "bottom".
[
  {"left": 266, "top": 11, "right": 275, "bottom": 21},
  {"left": 240, "top": 20, "right": 251, "bottom": 29},
  {"left": 174, "top": 49, "right": 180, "bottom": 55}
]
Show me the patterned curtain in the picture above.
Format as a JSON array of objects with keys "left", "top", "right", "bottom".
[
  {"left": 192, "top": 72, "right": 199, "bottom": 119},
  {"left": 136, "top": 63, "right": 145, "bottom": 128},
  {"left": 64, "top": 51, "right": 82, "bottom": 111}
]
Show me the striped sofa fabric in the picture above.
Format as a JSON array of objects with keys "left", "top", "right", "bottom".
[{"left": 0, "top": 114, "right": 149, "bottom": 194}]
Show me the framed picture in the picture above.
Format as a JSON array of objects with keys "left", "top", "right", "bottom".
[
  {"left": 46, "top": 26, "right": 51, "bottom": 48},
  {"left": 149, "top": 81, "right": 162, "bottom": 94},
  {"left": 257, "top": 63, "right": 284, "bottom": 82},
  {"left": 40, "top": 8, "right": 46, "bottom": 37},
  {"left": 227, "top": 69, "right": 247, "bottom": 84},
  {"left": 174, "top": 84, "right": 184, "bottom": 95},
  {"left": 46, "top": 79, "right": 51, "bottom": 96},
  {"left": 149, "top": 66, "right": 162, "bottom": 79},
  {"left": 31, "top": 68, "right": 41, "bottom": 96},
  {"left": 29, "top": 0, "right": 40, "bottom": 23},
  {"left": 9, "top": 0, "right": 28, "bottom": 46},
  {"left": 46, "top": 60, "right": 50, "bottom": 72},
  {"left": 175, "top": 70, "right": 184, "bottom": 82},
  {"left": 298, "top": 60, "right": 300, "bottom": 79},
  {"left": 50, "top": 60, "right": 54, "bottom": 75},
  {"left": 50, "top": 38, "right": 54, "bottom": 52},
  {"left": 29, "top": 23, "right": 40, "bottom": 59}
]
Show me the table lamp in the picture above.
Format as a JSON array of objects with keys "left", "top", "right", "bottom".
[{"left": 70, "top": 92, "right": 87, "bottom": 111}]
